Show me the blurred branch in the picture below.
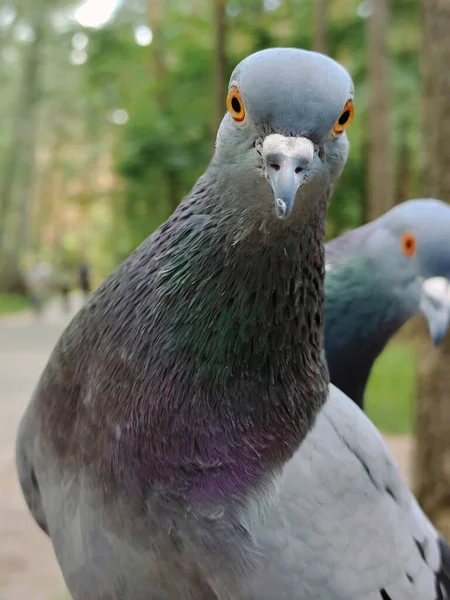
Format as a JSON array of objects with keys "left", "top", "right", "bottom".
[
  {"left": 147, "top": 0, "right": 166, "bottom": 109},
  {"left": 313, "top": 0, "right": 327, "bottom": 54}
]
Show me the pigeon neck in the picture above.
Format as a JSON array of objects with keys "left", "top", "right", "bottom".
[
  {"left": 324, "top": 259, "right": 412, "bottom": 408},
  {"left": 84, "top": 172, "right": 330, "bottom": 502},
  {"left": 141, "top": 171, "right": 330, "bottom": 499}
]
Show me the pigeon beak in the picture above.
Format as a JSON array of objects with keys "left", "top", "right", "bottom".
[
  {"left": 419, "top": 276, "right": 450, "bottom": 344},
  {"left": 262, "top": 134, "right": 315, "bottom": 218}
]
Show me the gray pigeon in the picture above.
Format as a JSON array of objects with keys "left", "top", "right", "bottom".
[
  {"left": 325, "top": 198, "right": 450, "bottom": 408},
  {"left": 16, "top": 48, "right": 450, "bottom": 599}
]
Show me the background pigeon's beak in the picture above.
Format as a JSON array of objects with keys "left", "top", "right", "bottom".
[
  {"left": 419, "top": 276, "right": 450, "bottom": 344},
  {"left": 262, "top": 134, "right": 315, "bottom": 218}
]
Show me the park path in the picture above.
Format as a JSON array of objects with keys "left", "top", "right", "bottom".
[
  {"left": 0, "top": 294, "right": 413, "bottom": 600},
  {"left": 0, "top": 297, "right": 84, "bottom": 600}
]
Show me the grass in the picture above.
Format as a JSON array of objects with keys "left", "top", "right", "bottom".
[
  {"left": 365, "top": 341, "right": 416, "bottom": 435},
  {"left": 0, "top": 292, "right": 32, "bottom": 315}
]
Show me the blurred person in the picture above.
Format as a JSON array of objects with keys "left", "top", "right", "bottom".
[
  {"left": 25, "top": 261, "right": 53, "bottom": 317},
  {"left": 59, "top": 262, "right": 72, "bottom": 314},
  {"left": 78, "top": 261, "right": 91, "bottom": 300}
]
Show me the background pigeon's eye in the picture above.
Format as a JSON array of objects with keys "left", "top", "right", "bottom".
[
  {"left": 401, "top": 232, "right": 417, "bottom": 256},
  {"left": 333, "top": 100, "right": 355, "bottom": 134},
  {"left": 226, "top": 87, "right": 246, "bottom": 122}
]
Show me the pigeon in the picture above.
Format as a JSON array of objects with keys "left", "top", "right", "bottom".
[
  {"left": 325, "top": 198, "right": 450, "bottom": 409},
  {"left": 16, "top": 48, "right": 450, "bottom": 599}
]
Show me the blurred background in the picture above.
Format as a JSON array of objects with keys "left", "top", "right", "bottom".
[
  {"left": 0, "top": 0, "right": 426, "bottom": 292},
  {"left": 1, "top": 0, "right": 450, "bottom": 598}
]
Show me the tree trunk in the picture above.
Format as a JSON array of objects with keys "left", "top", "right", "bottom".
[
  {"left": 0, "top": 0, "right": 45, "bottom": 290},
  {"left": 366, "top": 0, "right": 393, "bottom": 220},
  {"left": 213, "top": 0, "right": 227, "bottom": 138},
  {"left": 33, "top": 119, "right": 65, "bottom": 259},
  {"left": 0, "top": 121, "right": 25, "bottom": 254},
  {"left": 147, "top": 0, "right": 166, "bottom": 110},
  {"left": 11, "top": 81, "right": 42, "bottom": 259},
  {"left": 50, "top": 158, "right": 67, "bottom": 267},
  {"left": 313, "top": 0, "right": 327, "bottom": 54},
  {"left": 147, "top": 0, "right": 182, "bottom": 215},
  {"left": 419, "top": 0, "right": 450, "bottom": 199},
  {"left": 414, "top": 0, "right": 450, "bottom": 538},
  {"left": 394, "top": 138, "right": 410, "bottom": 205}
]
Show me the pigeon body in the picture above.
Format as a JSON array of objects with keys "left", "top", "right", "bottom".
[
  {"left": 325, "top": 199, "right": 450, "bottom": 408},
  {"left": 16, "top": 48, "right": 450, "bottom": 599}
]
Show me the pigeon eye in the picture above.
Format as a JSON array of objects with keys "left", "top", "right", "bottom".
[
  {"left": 333, "top": 100, "right": 355, "bottom": 134},
  {"left": 227, "top": 87, "right": 246, "bottom": 122},
  {"left": 401, "top": 232, "right": 417, "bottom": 257}
]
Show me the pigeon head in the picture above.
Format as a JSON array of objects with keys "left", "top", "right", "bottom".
[
  {"left": 325, "top": 199, "right": 450, "bottom": 407},
  {"left": 213, "top": 48, "right": 354, "bottom": 220},
  {"left": 324, "top": 198, "right": 450, "bottom": 404},
  {"left": 25, "top": 48, "right": 356, "bottom": 504},
  {"left": 371, "top": 198, "right": 450, "bottom": 343}
]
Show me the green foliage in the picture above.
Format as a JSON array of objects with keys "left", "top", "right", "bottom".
[
  {"left": 80, "top": 0, "right": 421, "bottom": 255},
  {"left": 0, "top": 292, "right": 31, "bottom": 315},
  {"left": 0, "top": 0, "right": 423, "bottom": 271},
  {"left": 365, "top": 341, "right": 416, "bottom": 434}
]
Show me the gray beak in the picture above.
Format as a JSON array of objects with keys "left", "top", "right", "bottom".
[
  {"left": 419, "top": 277, "right": 450, "bottom": 344},
  {"left": 262, "top": 134, "right": 315, "bottom": 218}
]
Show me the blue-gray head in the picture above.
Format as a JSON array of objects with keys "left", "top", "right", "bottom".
[
  {"left": 326, "top": 198, "right": 450, "bottom": 348},
  {"left": 366, "top": 199, "right": 450, "bottom": 343},
  {"left": 212, "top": 48, "right": 354, "bottom": 221},
  {"left": 324, "top": 198, "right": 450, "bottom": 408}
]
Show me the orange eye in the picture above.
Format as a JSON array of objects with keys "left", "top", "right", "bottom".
[
  {"left": 333, "top": 99, "right": 355, "bottom": 134},
  {"left": 226, "top": 87, "right": 246, "bottom": 122},
  {"left": 401, "top": 232, "right": 417, "bottom": 257}
]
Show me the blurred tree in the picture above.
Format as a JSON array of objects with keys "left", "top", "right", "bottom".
[
  {"left": 147, "top": 0, "right": 166, "bottom": 109},
  {"left": 0, "top": 0, "right": 426, "bottom": 286},
  {"left": 414, "top": 0, "right": 450, "bottom": 539},
  {"left": 145, "top": 0, "right": 179, "bottom": 213},
  {"left": 113, "top": 0, "right": 213, "bottom": 249},
  {"left": 366, "top": 0, "right": 393, "bottom": 220},
  {"left": 390, "top": 0, "right": 421, "bottom": 206},
  {"left": 8, "top": 4, "right": 46, "bottom": 264},
  {"left": 32, "top": 115, "right": 65, "bottom": 259},
  {"left": 213, "top": 0, "right": 227, "bottom": 138},
  {"left": 0, "top": 0, "right": 46, "bottom": 291}
]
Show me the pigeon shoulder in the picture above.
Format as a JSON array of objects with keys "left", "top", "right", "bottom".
[{"left": 253, "top": 385, "right": 449, "bottom": 599}]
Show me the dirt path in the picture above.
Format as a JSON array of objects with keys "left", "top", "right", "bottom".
[
  {"left": 0, "top": 297, "right": 84, "bottom": 600},
  {"left": 384, "top": 435, "right": 413, "bottom": 486},
  {"left": 0, "top": 295, "right": 414, "bottom": 600}
]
